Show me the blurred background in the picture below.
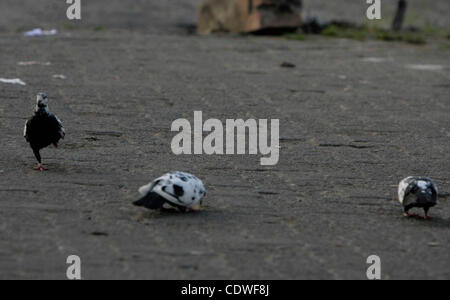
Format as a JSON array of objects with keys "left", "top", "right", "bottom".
[{"left": 0, "top": 0, "right": 449, "bottom": 34}]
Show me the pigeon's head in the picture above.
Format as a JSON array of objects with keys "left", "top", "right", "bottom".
[{"left": 36, "top": 93, "right": 49, "bottom": 108}]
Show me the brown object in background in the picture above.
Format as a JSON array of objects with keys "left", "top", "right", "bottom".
[
  {"left": 198, "top": 0, "right": 302, "bottom": 35},
  {"left": 392, "top": 0, "right": 408, "bottom": 31}
]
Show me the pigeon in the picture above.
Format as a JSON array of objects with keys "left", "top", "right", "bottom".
[
  {"left": 398, "top": 176, "right": 438, "bottom": 219},
  {"left": 24, "top": 93, "right": 65, "bottom": 171},
  {"left": 133, "top": 171, "right": 206, "bottom": 212}
]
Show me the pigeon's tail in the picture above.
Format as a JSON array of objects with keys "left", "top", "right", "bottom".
[{"left": 133, "top": 191, "right": 166, "bottom": 210}]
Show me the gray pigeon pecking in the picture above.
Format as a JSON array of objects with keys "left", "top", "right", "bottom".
[{"left": 398, "top": 176, "right": 438, "bottom": 219}]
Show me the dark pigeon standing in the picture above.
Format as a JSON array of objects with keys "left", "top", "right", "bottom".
[
  {"left": 398, "top": 176, "right": 438, "bottom": 219},
  {"left": 24, "top": 93, "right": 65, "bottom": 171}
]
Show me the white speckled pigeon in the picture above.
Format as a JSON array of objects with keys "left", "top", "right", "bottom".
[{"left": 134, "top": 171, "right": 206, "bottom": 212}]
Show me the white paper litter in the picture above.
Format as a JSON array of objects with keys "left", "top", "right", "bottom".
[
  {"left": 362, "top": 57, "right": 389, "bottom": 63},
  {"left": 17, "top": 61, "right": 51, "bottom": 66},
  {"left": 406, "top": 64, "right": 445, "bottom": 71},
  {"left": 24, "top": 28, "right": 58, "bottom": 37},
  {"left": 0, "top": 78, "right": 27, "bottom": 86},
  {"left": 52, "top": 74, "right": 67, "bottom": 80}
]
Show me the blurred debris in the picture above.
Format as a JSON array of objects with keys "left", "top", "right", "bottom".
[
  {"left": 24, "top": 28, "right": 57, "bottom": 37},
  {"left": 362, "top": 57, "right": 390, "bottom": 63},
  {"left": 18, "top": 61, "right": 51, "bottom": 66},
  {"left": 292, "top": 18, "right": 427, "bottom": 45},
  {"left": 91, "top": 232, "right": 109, "bottom": 237},
  {"left": 301, "top": 17, "right": 323, "bottom": 34},
  {"left": 406, "top": 64, "right": 445, "bottom": 71},
  {"left": 392, "top": 0, "right": 408, "bottom": 31},
  {"left": 176, "top": 23, "right": 198, "bottom": 35},
  {"left": 53, "top": 74, "right": 68, "bottom": 80},
  {"left": 198, "top": 0, "right": 302, "bottom": 35},
  {"left": 301, "top": 18, "right": 361, "bottom": 35},
  {"left": 280, "top": 62, "right": 296, "bottom": 68},
  {"left": 0, "top": 78, "right": 26, "bottom": 86}
]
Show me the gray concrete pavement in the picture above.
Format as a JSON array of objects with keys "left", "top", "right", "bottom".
[{"left": 0, "top": 1, "right": 449, "bottom": 279}]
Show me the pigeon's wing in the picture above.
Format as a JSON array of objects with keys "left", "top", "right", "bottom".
[
  {"left": 50, "top": 114, "right": 65, "bottom": 139},
  {"left": 431, "top": 181, "right": 438, "bottom": 195},
  {"left": 24, "top": 119, "right": 31, "bottom": 142},
  {"left": 428, "top": 179, "right": 438, "bottom": 203},
  {"left": 398, "top": 177, "right": 415, "bottom": 204},
  {"left": 422, "top": 177, "right": 438, "bottom": 195},
  {"left": 398, "top": 178, "right": 408, "bottom": 204}
]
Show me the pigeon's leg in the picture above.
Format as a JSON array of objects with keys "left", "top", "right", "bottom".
[
  {"left": 421, "top": 207, "right": 432, "bottom": 220},
  {"left": 403, "top": 212, "right": 418, "bottom": 217},
  {"left": 32, "top": 148, "right": 48, "bottom": 171},
  {"left": 403, "top": 207, "right": 418, "bottom": 218},
  {"left": 53, "top": 143, "right": 58, "bottom": 148}
]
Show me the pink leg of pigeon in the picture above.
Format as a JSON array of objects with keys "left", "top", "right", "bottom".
[
  {"left": 35, "top": 164, "right": 49, "bottom": 171},
  {"left": 421, "top": 213, "right": 432, "bottom": 220},
  {"left": 403, "top": 212, "right": 418, "bottom": 218},
  {"left": 420, "top": 208, "right": 432, "bottom": 220}
]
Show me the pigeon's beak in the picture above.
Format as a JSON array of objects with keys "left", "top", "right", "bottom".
[
  {"left": 190, "top": 198, "right": 204, "bottom": 211},
  {"left": 190, "top": 203, "right": 202, "bottom": 211}
]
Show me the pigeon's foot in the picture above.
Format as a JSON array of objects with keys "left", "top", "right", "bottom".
[
  {"left": 422, "top": 209, "right": 433, "bottom": 220},
  {"left": 34, "top": 164, "right": 48, "bottom": 171},
  {"left": 403, "top": 212, "right": 418, "bottom": 218},
  {"left": 53, "top": 143, "right": 58, "bottom": 148}
]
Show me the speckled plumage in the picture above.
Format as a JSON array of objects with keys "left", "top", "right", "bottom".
[{"left": 134, "top": 171, "right": 206, "bottom": 212}]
